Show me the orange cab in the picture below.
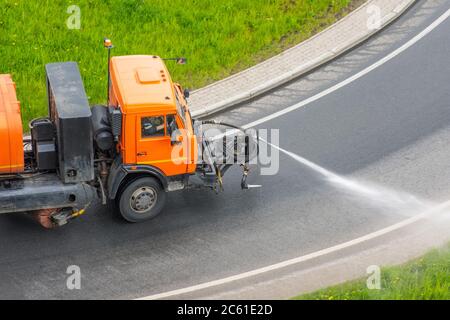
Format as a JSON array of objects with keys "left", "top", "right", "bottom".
[{"left": 109, "top": 55, "right": 197, "bottom": 177}]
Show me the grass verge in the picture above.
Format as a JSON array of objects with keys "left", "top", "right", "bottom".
[
  {"left": 0, "top": 0, "right": 363, "bottom": 126},
  {"left": 294, "top": 243, "right": 450, "bottom": 300}
]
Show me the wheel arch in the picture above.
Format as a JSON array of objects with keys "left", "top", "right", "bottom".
[{"left": 108, "top": 160, "right": 169, "bottom": 200}]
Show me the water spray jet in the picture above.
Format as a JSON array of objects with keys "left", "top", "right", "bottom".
[{"left": 264, "top": 140, "right": 433, "bottom": 216}]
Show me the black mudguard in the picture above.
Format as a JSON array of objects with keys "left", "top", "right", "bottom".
[{"left": 107, "top": 157, "right": 169, "bottom": 199}]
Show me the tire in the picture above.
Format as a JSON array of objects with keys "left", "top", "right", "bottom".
[{"left": 118, "top": 177, "right": 167, "bottom": 223}]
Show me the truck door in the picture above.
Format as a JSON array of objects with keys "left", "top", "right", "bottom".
[
  {"left": 136, "top": 114, "right": 187, "bottom": 176},
  {"left": 173, "top": 85, "right": 197, "bottom": 173}
]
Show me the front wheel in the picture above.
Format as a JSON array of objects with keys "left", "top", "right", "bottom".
[{"left": 118, "top": 177, "right": 167, "bottom": 223}]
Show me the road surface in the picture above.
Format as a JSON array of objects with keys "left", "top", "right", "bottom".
[{"left": 0, "top": 0, "right": 449, "bottom": 299}]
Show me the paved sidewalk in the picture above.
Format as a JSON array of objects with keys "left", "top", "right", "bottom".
[{"left": 189, "top": 0, "right": 416, "bottom": 118}]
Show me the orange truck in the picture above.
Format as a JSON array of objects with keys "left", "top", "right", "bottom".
[{"left": 0, "top": 40, "right": 258, "bottom": 228}]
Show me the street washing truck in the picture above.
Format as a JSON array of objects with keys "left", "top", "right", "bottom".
[{"left": 0, "top": 40, "right": 258, "bottom": 228}]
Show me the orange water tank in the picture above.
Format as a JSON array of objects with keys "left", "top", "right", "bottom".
[{"left": 0, "top": 74, "right": 24, "bottom": 174}]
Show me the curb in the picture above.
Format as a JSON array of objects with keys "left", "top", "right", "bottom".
[{"left": 190, "top": 0, "right": 417, "bottom": 118}]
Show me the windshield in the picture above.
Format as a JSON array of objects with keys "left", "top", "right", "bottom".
[{"left": 175, "top": 91, "right": 186, "bottom": 125}]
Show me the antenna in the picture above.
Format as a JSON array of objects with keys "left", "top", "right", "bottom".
[{"left": 103, "top": 38, "right": 114, "bottom": 105}]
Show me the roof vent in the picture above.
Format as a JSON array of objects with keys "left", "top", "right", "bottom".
[{"left": 136, "top": 67, "right": 161, "bottom": 84}]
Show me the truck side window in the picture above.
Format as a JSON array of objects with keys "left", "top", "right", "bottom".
[
  {"left": 141, "top": 116, "right": 165, "bottom": 138},
  {"left": 166, "top": 114, "right": 178, "bottom": 137}
]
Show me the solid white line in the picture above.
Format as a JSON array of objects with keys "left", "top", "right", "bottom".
[
  {"left": 242, "top": 7, "right": 450, "bottom": 130},
  {"left": 139, "top": 200, "right": 450, "bottom": 300},
  {"left": 137, "top": 8, "right": 450, "bottom": 300}
]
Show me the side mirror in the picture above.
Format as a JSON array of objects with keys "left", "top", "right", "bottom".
[
  {"left": 176, "top": 57, "right": 187, "bottom": 65},
  {"left": 183, "top": 88, "right": 190, "bottom": 99}
]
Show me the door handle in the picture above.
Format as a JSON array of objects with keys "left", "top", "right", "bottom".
[{"left": 137, "top": 152, "right": 147, "bottom": 156}]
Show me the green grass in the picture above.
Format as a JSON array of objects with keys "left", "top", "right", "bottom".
[
  {"left": 294, "top": 243, "right": 450, "bottom": 300},
  {"left": 0, "top": 0, "right": 360, "bottom": 127}
]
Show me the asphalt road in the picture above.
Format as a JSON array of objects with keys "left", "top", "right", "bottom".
[{"left": 1, "top": 0, "right": 450, "bottom": 299}]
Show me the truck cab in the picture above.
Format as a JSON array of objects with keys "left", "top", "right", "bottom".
[
  {"left": 109, "top": 55, "right": 197, "bottom": 177},
  {"left": 103, "top": 55, "right": 200, "bottom": 222}
]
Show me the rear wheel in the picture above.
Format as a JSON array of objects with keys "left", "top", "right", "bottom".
[{"left": 118, "top": 177, "right": 166, "bottom": 223}]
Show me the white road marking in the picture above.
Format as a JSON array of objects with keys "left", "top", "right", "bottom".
[
  {"left": 242, "top": 7, "right": 450, "bottom": 130},
  {"left": 139, "top": 200, "right": 450, "bottom": 300},
  {"left": 137, "top": 7, "right": 450, "bottom": 300}
]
